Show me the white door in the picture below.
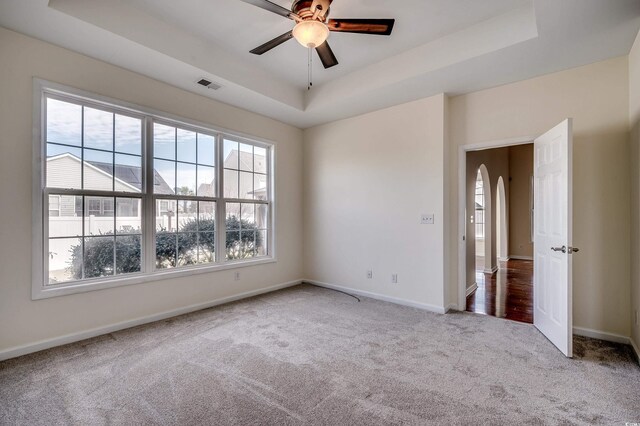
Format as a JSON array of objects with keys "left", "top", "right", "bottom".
[{"left": 533, "top": 119, "right": 574, "bottom": 357}]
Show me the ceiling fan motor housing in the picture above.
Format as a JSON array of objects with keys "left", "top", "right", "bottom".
[{"left": 292, "top": 0, "right": 331, "bottom": 21}]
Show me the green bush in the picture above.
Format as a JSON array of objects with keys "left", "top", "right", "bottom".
[{"left": 68, "top": 217, "right": 262, "bottom": 278}]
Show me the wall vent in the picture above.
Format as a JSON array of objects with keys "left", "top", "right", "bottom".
[{"left": 197, "top": 78, "right": 221, "bottom": 90}]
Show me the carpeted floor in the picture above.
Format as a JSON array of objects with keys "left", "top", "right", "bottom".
[{"left": 1, "top": 284, "right": 639, "bottom": 425}]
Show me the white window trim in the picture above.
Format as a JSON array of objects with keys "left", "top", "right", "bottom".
[{"left": 32, "top": 79, "right": 277, "bottom": 300}]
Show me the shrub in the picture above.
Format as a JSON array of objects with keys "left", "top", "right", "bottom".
[{"left": 68, "top": 217, "right": 262, "bottom": 278}]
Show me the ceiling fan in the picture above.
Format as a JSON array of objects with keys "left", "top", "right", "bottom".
[{"left": 240, "top": 0, "right": 395, "bottom": 69}]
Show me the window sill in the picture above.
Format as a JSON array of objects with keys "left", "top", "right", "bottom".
[{"left": 32, "top": 256, "right": 277, "bottom": 300}]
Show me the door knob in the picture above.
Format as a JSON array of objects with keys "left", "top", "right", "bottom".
[
  {"left": 551, "top": 246, "right": 566, "bottom": 253},
  {"left": 568, "top": 247, "right": 580, "bottom": 254}
]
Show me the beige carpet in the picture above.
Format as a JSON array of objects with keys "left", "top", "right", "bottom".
[{"left": 1, "top": 284, "right": 639, "bottom": 425}]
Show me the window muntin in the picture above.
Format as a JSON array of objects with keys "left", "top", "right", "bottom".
[{"left": 39, "top": 90, "right": 273, "bottom": 293}]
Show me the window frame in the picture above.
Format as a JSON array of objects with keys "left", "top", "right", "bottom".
[{"left": 32, "top": 79, "right": 276, "bottom": 300}]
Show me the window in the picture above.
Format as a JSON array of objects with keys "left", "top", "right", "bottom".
[
  {"left": 475, "top": 169, "right": 484, "bottom": 239},
  {"left": 35, "top": 82, "right": 274, "bottom": 298}
]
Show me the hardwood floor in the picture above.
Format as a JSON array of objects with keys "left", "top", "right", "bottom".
[{"left": 466, "top": 259, "right": 533, "bottom": 324}]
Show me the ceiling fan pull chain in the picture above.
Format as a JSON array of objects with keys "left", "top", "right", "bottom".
[{"left": 308, "top": 47, "right": 313, "bottom": 90}]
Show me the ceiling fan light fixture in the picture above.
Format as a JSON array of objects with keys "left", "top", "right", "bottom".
[{"left": 292, "top": 20, "right": 330, "bottom": 48}]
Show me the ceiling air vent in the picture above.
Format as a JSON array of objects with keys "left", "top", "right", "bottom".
[{"left": 197, "top": 78, "right": 221, "bottom": 90}]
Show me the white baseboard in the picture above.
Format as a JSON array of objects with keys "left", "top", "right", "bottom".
[
  {"left": 509, "top": 255, "right": 533, "bottom": 261},
  {"left": 445, "top": 303, "right": 459, "bottom": 313},
  {"left": 0, "top": 280, "right": 302, "bottom": 362},
  {"left": 466, "top": 283, "right": 478, "bottom": 297},
  {"left": 483, "top": 266, "right": 499, "bottom": 274},
  {"left": 305, "top": 279, "right": 447, "bottom": 314},
  {"left": 572, "top": 326, "right": 630, "bottom": 344},
  {"left": 498, "top": 257, "right": 510, "bottom": 261},
  {"left": 630, "top": 338, "right": 640, "bottom": 365}
]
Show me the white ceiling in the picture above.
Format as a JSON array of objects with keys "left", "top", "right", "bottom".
[{"left": 1, "top": 0, "right": 640, "bottom": 129}]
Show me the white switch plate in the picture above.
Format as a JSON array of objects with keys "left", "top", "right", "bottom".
[
  {"left": 421, "top": 214, "right": 435, "bottom": 225},
  {"left": 391, "top": 274, "right": 398, "bottom": 283}
]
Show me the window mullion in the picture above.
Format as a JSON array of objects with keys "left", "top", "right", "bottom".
[
  {"left": 144, "top": 117, "right": 155, "bottom": 274},
  {"left": 216, "top": 133, "right": 226, "bottom": 265}
]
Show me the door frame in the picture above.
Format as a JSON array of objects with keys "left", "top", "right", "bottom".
[{"left": 457, "top": 136, "right": 536, "bottom": 310}]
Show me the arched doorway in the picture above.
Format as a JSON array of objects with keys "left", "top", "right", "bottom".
[
  {"left": 496, "top": 176, "right": 508, "bottom": 264},
  {"left": 475, "top": 165, "right": 491, "bottom": 272}
]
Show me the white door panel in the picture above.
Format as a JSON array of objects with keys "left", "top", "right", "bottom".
[{"left": 533, "top": 119, "right": 573, "bottom": 357}]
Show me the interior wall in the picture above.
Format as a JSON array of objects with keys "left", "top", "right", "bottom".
[
  {"left": 0, "top": 28, "right": 304, "bottom": 354},
  {"left": 629, "top": 30, "right": 640, "bottom": 348},
  {"left": 508, "top": 144, "right": 534, "bottom": 259},
  {"left": 449, "top": 56, "right": 631, "bottom": 337},
  {"left": 303, "top": 94, "right": 448, "bottom": 312},
  {"left": 465, "top": 147, "right": 510, "bottom": 288}
]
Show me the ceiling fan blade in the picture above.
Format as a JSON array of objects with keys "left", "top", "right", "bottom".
[
  {"left": 316, "top": 41, "right": 338, "bottom": 69},
  {"left": 240, "top": 0, "right": 296, "bottom": 20},
  {"left": 327, "top": 19, "right": 395, "bottom": 35},
  {"left": 250, "top": 31, "right": 294, "bottom": 55}
]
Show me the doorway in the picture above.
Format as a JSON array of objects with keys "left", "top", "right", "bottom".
[{"left": 463, "top": 144, "right": 535, "bottom": 324}]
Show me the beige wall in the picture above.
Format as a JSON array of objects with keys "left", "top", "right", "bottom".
[
  {"left": 449, "top": 56, "right": 631, "bottom": 337},
  {"left": 0, "top": 28, "right": 304, "bottom": 354},
  {"left": 465, "top": 147, "right": 510, "bottom": 287},
  {"left": 508, "top": 144, "right": 534, "bottom": 259},
  {"left": 629, "top": 30, "right": 640, "bottom": 348},
  {"left": 303, "top": 95, "right": 448, "bottom": 311}
]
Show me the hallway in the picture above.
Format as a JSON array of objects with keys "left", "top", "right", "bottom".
[{"left": 466, "top": 259, "right": 533, "bottom": 324}]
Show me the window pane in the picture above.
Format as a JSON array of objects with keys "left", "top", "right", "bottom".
[
  {"left": 198, "top": 134, "right": 215, "bottom": 166},
  {"left": 198, "top": 232, "right": 216, "bottom": 264},
  {"left": 254, "top": 174, "right": 268, "bottom": 201},
  {"left": 48, "top": 237, "right": 81, "bottom": 284},
  {"left": 226, "top": 203, "right": 240, "bottom": 229},
  {"left": 46, "top": 98, "right": 81, "bottom": 146},
  {"left": 46, "top": 144, "right": 81, "bottom": 189},
  {"left": 197, "top": 165, "right": 215, "bottom": 197},
  {"left": 115, "top": 114, "right": 142, "bottom": 155},
  {"left": 178, "top": 233, "right": 198, "bottom": 266},
  {"left": 48, "top": 195, "right": 82, "bottom": 237},
  {"left": 84, "top": 149, "right": 113, "bottom": 191},
  {"left": 115, "top": 153, "right": 142, "bottom": 192},
  {"left": 198, "top": 201, "right": 216, "bottom": 231},
  {"left": 177, "top": 200, "right": 197, "bottom": 231},
  {"left": 84, "top": 236, "right": 115, "bottom": 278},
  {"left": 254, "top": 146, "right": 267, "bottom": 174},
  {"left": 84, "top": 107, "right": 113, "bottom": 151},
  {"left": 256, "top": 204, "right": 268, "bottom": 230},
  {"left": 116, "top": 198, "right": 141, "bottom": 234},
  {"left": 116, "top": 235, "right": 141, "bottom": 275},
  {"left": 223, "top": 139, "right": 239, "bottom": 169},
  {"left": 154, "top": 159, "right": 175, "bottom": 194},
  {"left": 239, "top": 171, "right": 254, "bottom": 200},
  {"left": 177, "top": 128, "right": 197, "bottom": 163},
  {"left": 239, "top": 143, "right": 253, "bottom": 172},
  {"left": 241, "top": 203, "right": 255, "bottom": 226},
  {"left": 256, "top": 230, "right": 267, "bottom": 256},
  {"left": 84, "top": 196, "right": 114, "bottom": 236},
  {"left": 156, "top": 199, "right": 177, "bottom": 233},
  {"left": 176, "top": 162, "right": 196, "bottom": 196},
  {"left": 224, "top": 169, "right": 239, "bottom": 198},
  {"left": 226, "top": 230, "right": 241, "bottom": 260},
  {"left": 156, "top": 233, "right": 176, "bottom": 269},
  {"left": 154, "top": 123, "right": 175, "bottom": 160},
  {"left": 241, "top": 230, "right": 256, "bottom": 258}
]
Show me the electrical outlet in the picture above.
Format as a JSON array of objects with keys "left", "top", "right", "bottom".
[
  {"left": 367, "top": 270, "right": 373, "bottom": 279},
  {"left": 234, "top": 271, "right": 240, "bottom": 281},
  {"left": 392, "top": 274, "right": 398, "bottom": 284},
  {"left": 421, "top": 214, "right": 435, "bottom": 225}
]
